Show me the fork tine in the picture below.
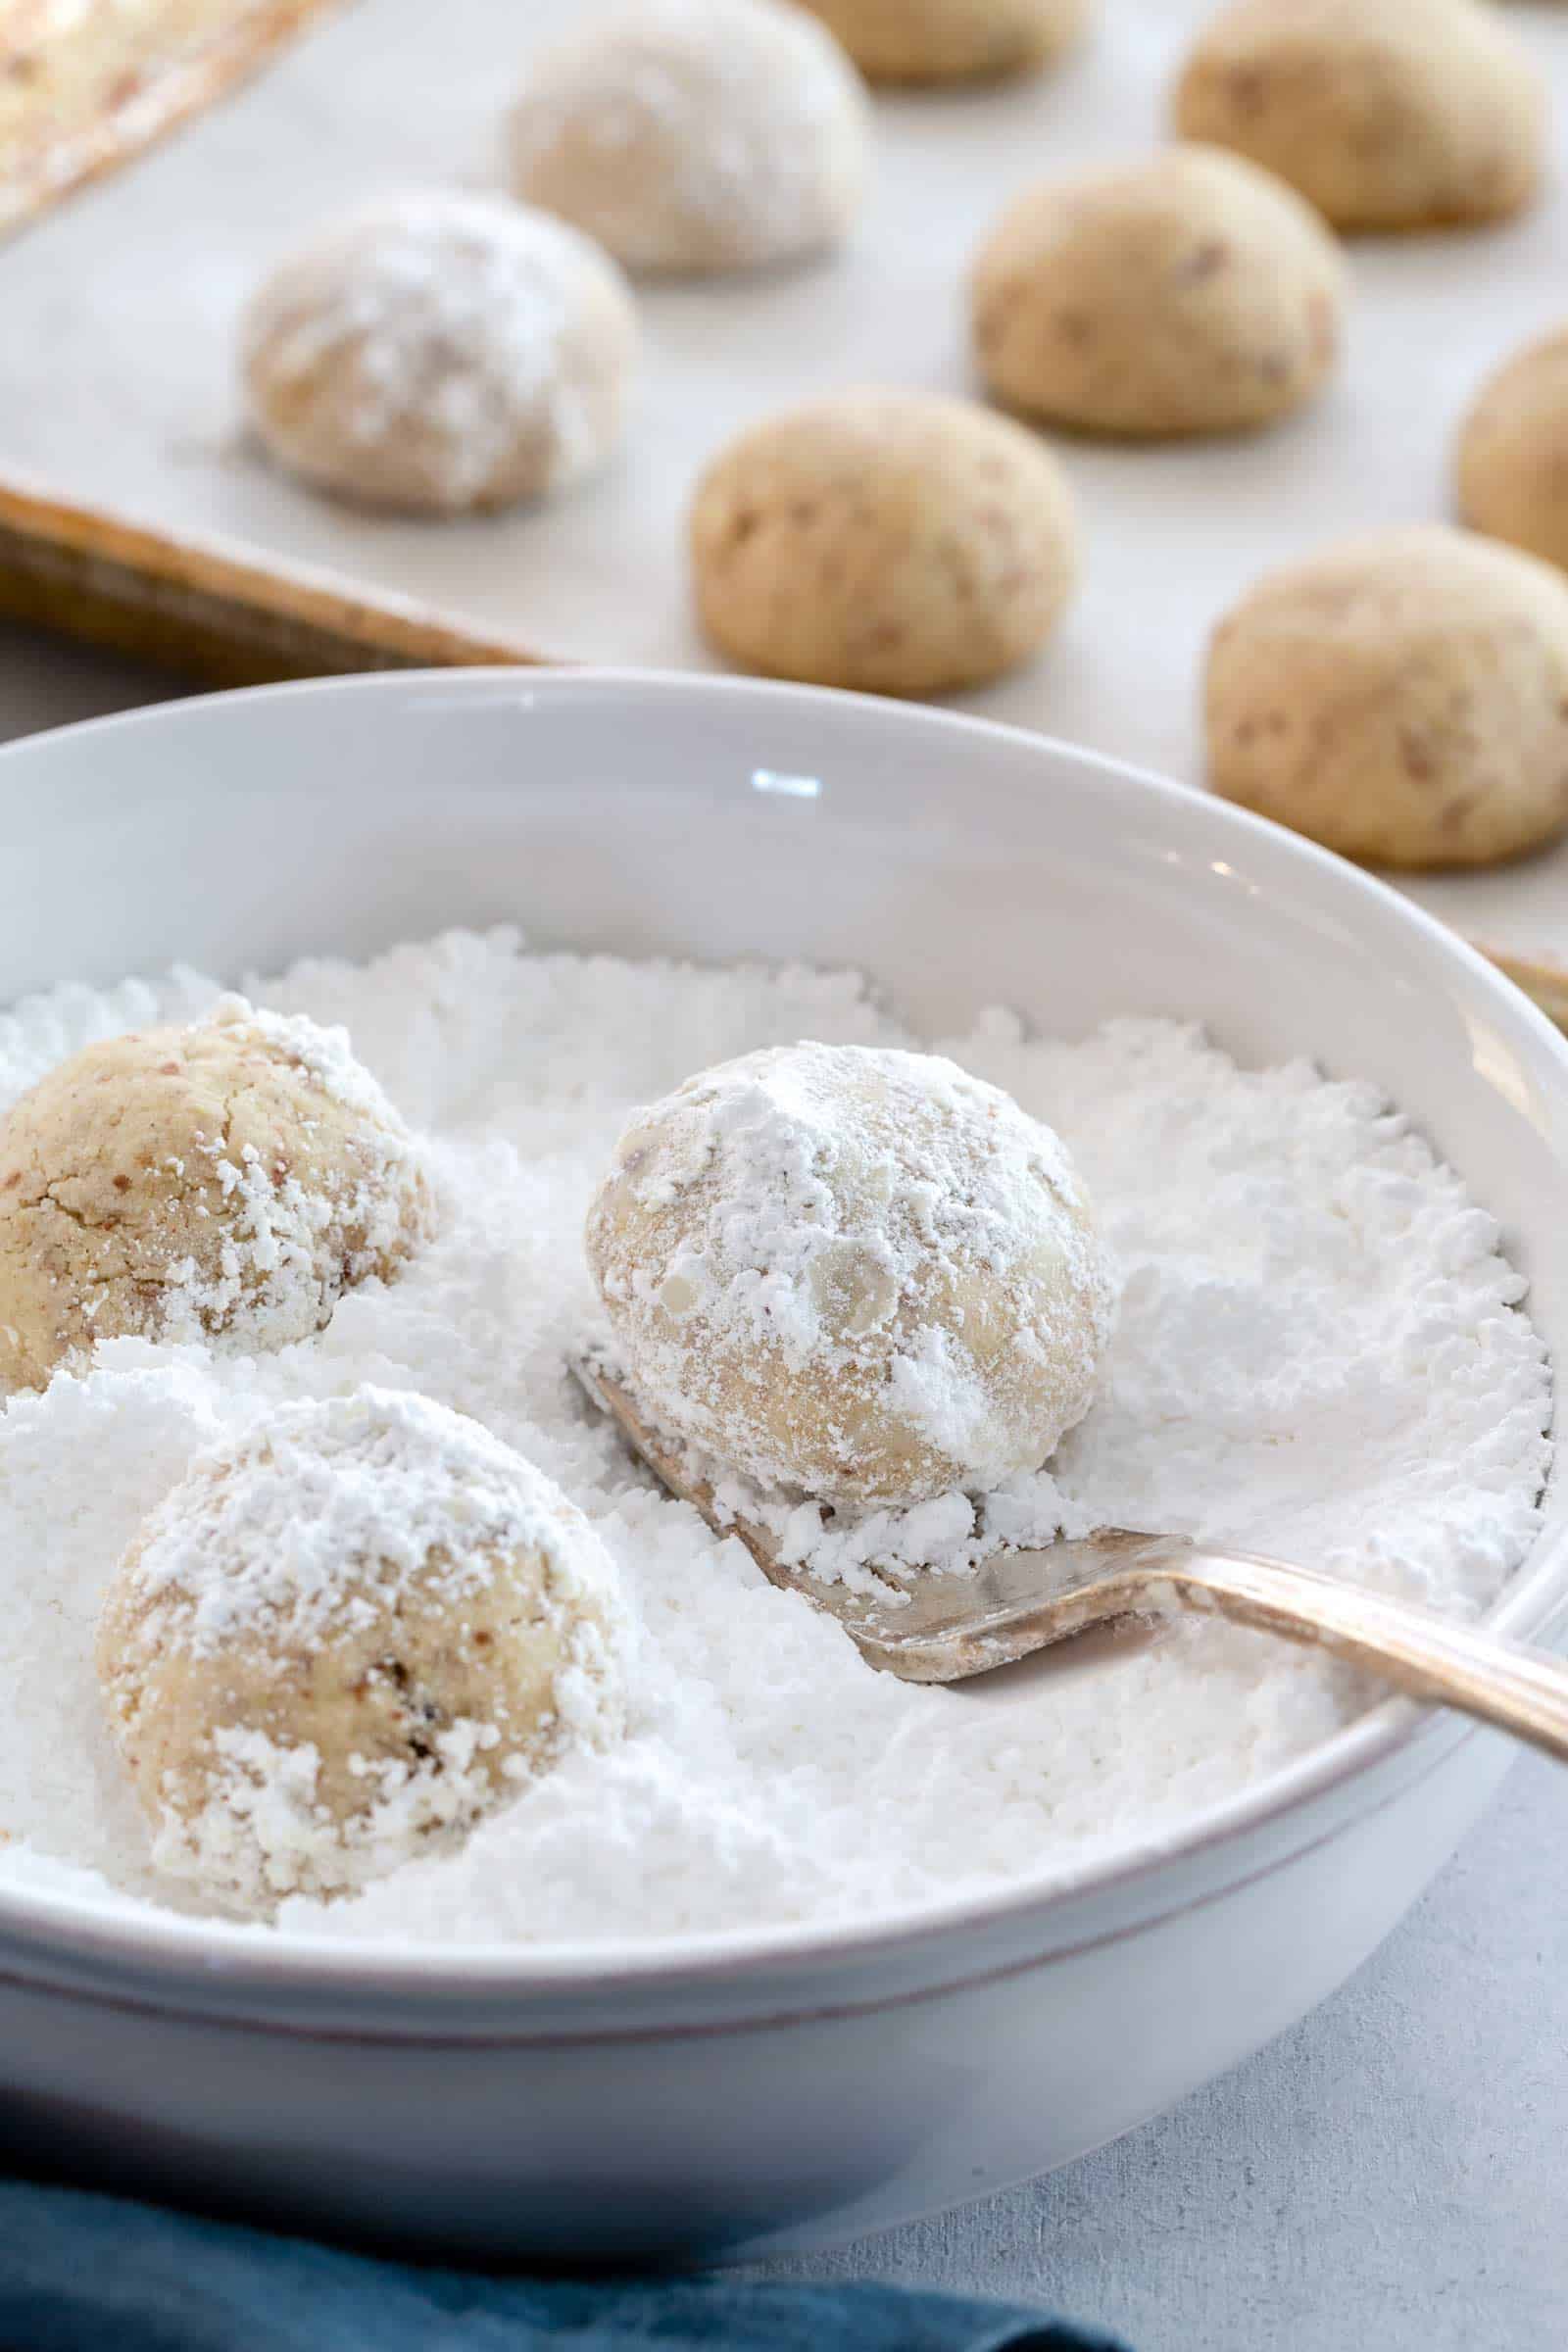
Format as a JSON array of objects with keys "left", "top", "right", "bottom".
[
  {"left": 569, "top": 1351, "right": 903, "bottom": 1634},
  {"left": 568, "top": 1351, "right": 1172, "bottom": 1679}
]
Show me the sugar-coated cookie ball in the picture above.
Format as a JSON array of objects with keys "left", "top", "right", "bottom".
[
  {"left": 972, "top": 145, "right": 1344, "bottom": 438},
  {"left": 506, "top": 0, "right": 869, "bottom": 275},
  {"left": 1206, "top": 525, "right": 1568, "bottom": 868},
  {"left": 586, "top": 1043, "right": 1114, "bottom": 1507},
  {"left": 689, "top": 389, "right": 1078, "bottom": 695},
  {"left": 0, "top": 1001, "right": 430, "bottom": 1393},
  {"left": 794, "top": 0, "right": 1086, "bottom": 84},
  {"left": 96, "top": 1390, "right": 630, "bottom": 1909},
  {"left": 1172, "top": 0, "right": 1544, "bottom": 235},
  {"left": 242, "top": 191, "right": 638, "bottom": 514},
  {"left": 1458, "top": 330, "right": 1568, "bottom": 576}
]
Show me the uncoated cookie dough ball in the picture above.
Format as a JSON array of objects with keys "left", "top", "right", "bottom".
[
  {"left": 96, "top": 1390, "right": 630, "bottom": 1909},
  {"left": 1457, "top": 330, "right": 1568, "bottom": 575},
  {"left": 1172, "top": 0, "right": 1544, "bottom": 235},
  {"left": 689, "top": 390, "right": 1078, "bottom": 695},
  {"left": 505, "top": 0, "right": 870, "bottom": 274},
  {"left": 241, "top": 190, "right": 638, "bottom": 514},
  {"left": 1205, "top": 525, "right": 1568, "bottom": 868},
  {"left": 971, "top": 145, "right": 1344, "bottom": 438},
  {"left": 0, "top": 1001, "right": 430, "bottom": 1392},
  {"left": 793, "top": 0, "right": 1087, "bottom": 84},
  {"left": 586, "top": 1043, "right": 1114, "bottom": 1506}
]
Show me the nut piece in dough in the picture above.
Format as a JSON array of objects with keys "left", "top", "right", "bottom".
[
  {"left": 96, "top": 1389, "right": 630, "bottom": 1910},
  {"left": 689, "top": 389, "right": 1078, "bottom": 695},
  {"left": 0, "top": 1000, "right": 431, "bottom": 1392},
  {"left": 586, "top": 1042, "right": 1114, "bottom": 1506},
  {"left": 506, "top": 0, "right": 869, "bottom": 274},
  {"left": 1172, "top": 0, "right": 1544, "bottom": 235},
  {"left": 1205, "top": 524, "right": 1568, "bottom": 869},
  {"left": 1457, "top": 330, "right": 1568, "bottom": 576},
  {"left": 972, "top": 144, "right": 1344, "bottom": 439},
  {"left": 242, "top": 190, "right": 639, "bottom": 514},
  {"left": 794, "top": 0, "right": 1086, "bottom": 84}
]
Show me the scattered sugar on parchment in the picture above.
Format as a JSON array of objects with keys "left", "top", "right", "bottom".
[{"left": 0, "top": 928, "right": 1549, "bottom": 1947}]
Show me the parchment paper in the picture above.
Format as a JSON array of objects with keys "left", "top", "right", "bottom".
[{"left": 4, "top": 0, "right": 1568, "bottom": 949}]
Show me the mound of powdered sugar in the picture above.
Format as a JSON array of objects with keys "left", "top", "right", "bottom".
[{"left": 0, "top": 928, "right": 1549, "bottom": 1947}]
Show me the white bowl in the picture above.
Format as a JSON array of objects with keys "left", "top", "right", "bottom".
[{"left": 0, "top": 669, "right": 1563, "bottom": 2262}]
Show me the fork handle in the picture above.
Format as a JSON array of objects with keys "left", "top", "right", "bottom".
[{"left": 1156, "top": 1544, "right": 1568, "bottom": 1765}]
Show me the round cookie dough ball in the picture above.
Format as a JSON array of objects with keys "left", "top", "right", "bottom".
[
  {"left": 793, "top": 0, "right": 1086, "bottom": 84},
  {"left": 586, "top": 1043, "right": 1114, "bottom": 1507},
  {"left": 505, "top": 0, "right": 869, "bottom": 275},
  {"left": 1205, "top": 525, "right": 1568, "bottom": 868},
  {"left": 241, "top": 190, "right": 638, "bottom": 514},
  {"left": 689, "top": 389, "right": 1078, "bottom": 695},
  {"left": 971, "top": 145, "right": 1344, "bottom": 438},
  {"left": 1457, "top": 330, "right": 1568, "bottom": 575},
  {"left": 96, "top": 1390, "right": 630, "bottom": 1909},
  {"left": 0, "top": 1000, "right": 430, "bottom": 1393},
  {"left": 1172, "top": 0, "right": 1544, "bottom": 235}
]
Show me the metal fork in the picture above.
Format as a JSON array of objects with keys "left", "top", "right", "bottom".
[{"left": 572, "top": 1354, "right": 1568, "bottom": 1764}]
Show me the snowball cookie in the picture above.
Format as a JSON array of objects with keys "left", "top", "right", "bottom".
[
  {"left": 1172, "top": 0, "right": 1544, "bottom": 235},
  {"left": 96, "top": 1390, "right": 630, "bottom": 1908},
  {"left": 690, "top": 390, "right": 1078, "bottom": 695},
  {"left": 586, "top": 1043, "right": 1114, "bottom": 1507},
  {"left": 1457, "top": 330, "right": 1568, "bottom": 576},
  {"left": 1206, "top": 525, "right": 1568, "bottom": 868},
  {"left": 505, "top": 0, "right": 869, "bottom": 275},
  {"left": 0, "top": 1001, "right": 430, "bottom": 1393},
  {"left": 241, "top": 190, "right": 638, "bottom": 514},
  {"left": 794, "top": 0, "right": 1086, "bottom": 84},
  {"left": 971, "top": 145, "right": 1344, "bottom": 439}
]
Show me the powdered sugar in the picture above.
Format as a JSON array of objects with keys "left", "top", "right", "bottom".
[
  {"left": 588, "top": 1041, "right": 1114, "bottom": 1507},
  {"left": 0, "top": 1001, "right": 430, "bottom": 1391},
  {"left": 0, "top": 928, "right": 1550, "bottom": 1947},
  {"left": 98, "top": 1387, "right": 631, "bottom": 1906},
  {"left": 242, "top": 189, "right": 638, "bottom": 507},
  {"left": 213, "top": 996, "right": 409, "bottom": 1127},
  {"left": 176, "top": 1718, "right": 510, "bottom": 1907},
  {"left": 506, "top": 0, "right": 870, "bottom": 272},
  {"left": 155, "top": 1013, "right": 426, "bottom": 1355},
  {"left": 123, "top": 1386, "right": 605, "bottom": 1655}
]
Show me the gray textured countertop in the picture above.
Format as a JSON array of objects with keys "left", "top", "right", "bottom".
[
  {"left": 3, "top": 627, "right": 1563, "bottom": 2352},
  {"left": 773, "top": 1749, "right": 1567, "bottom": 2349}
]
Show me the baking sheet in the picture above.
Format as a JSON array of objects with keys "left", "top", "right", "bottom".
[{"left": 4, "top": 0, "right": 1568, "bottom": 949}]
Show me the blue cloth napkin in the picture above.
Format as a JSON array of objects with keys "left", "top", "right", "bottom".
[{"left": 0, "top": 2177, "right": 1127, "bottom": 2352}]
